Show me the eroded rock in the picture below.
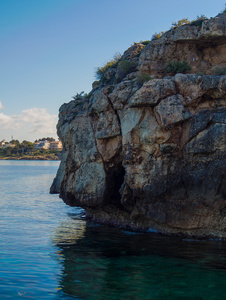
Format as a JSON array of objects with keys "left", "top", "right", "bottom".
[{"left": 51, "top": 13, "right": 226, "bottom": 238}]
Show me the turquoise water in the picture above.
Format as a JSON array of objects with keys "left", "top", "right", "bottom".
[{"left": 0, "top": 160, "right": 226, "bottom": 299}]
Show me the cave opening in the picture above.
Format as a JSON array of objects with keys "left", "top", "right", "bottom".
[{"left": 103, "top": 163, "right": 125, "bottom": 209}]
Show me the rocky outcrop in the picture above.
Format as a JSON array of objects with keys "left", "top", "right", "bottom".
[
  {"left": 139, "top": 13, "right": 226, "bottom": 76},
  {"left": 51, "top": 13, "right": 226, "bottom": 238}
]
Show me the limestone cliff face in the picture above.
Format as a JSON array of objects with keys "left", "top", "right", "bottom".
[{"left": 51, "top": 13, "right": 226, "bottom": 238}]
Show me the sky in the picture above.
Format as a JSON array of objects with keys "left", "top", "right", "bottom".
[{"left": 0, "top": 0, "right": 225, "bottom": 142}]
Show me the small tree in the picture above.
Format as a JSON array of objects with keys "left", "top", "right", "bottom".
[
  {"left": 191, "top": 15, "right": 208, "bottom": 27},
  {"left": 152, "top": 31, "right": 165, "bottom": 41},
  {"left": 10, "top": 139, "right": 20, "bottom": 146},
  {"left": 39, "top": 137, "right": 55, "bottom": 142},
  {"left": 171, "top": 18, "right": 190, "bottom": 28},
  {"left": 20, "top": 140, "right": 34, "bottom": 155},
  {"left": 140, "top": 40, "right": 150, "bottom": 45},
  {"left": 72, "top": 91, "right": 89, "bottom": 101}
]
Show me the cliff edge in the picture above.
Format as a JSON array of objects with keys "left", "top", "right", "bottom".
[{"left": 51, "top": 13, "right": 226, "bottom": 238}]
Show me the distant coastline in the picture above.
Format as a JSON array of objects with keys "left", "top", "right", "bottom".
[
  {"left": 0, "top": 155, "right": 60, "bottom": 161},
  {"left": 0, "top": 138, "right": 62, "bottom": 161}
]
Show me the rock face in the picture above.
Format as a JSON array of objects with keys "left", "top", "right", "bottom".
[{"left": 51, "top": 13, "right": 226, "bottom": 238}]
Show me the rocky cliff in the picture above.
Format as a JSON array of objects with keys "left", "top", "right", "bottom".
[{"left": 51, "top": 13, "right": 226, "bottom": 238}]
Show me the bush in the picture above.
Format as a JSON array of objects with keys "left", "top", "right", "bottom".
[
  {"left": 214, "top": 67, "right": 226, "bottom": 75},
  {"left": 136, "top": 73, "right": 153, "bottom": 86},
  {"left": 72, "top": 91, "right": 89, "bottom": 101},
  {"left": 152, "top": 31, "right": 165, "bottom": 41},
  {"left": 171, "top": 18, "right": 190, "bottom": 28},
  {"left": 140, "top": 40, "right": 150, "bottom": 46},
  {"left": 165, "top": 61, "right": 191, "bottom": 74},
  {"left": 113, "top": 60, "right": 137, "bottom": 83},
  {"left": 118, "top": 60, "right": 137, "bottom": 74},
  {"left": 191, "top": 15, "right": 208, "bottom": 27},
  {"left": 96, "top": 53, "right": 122, "bottom": 80}
]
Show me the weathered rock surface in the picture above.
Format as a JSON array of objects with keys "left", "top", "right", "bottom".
[
  {"left": 51, "top": 13, "right": 226, "bottom": 238},
  {"left": 139, "top": 13, "right": 226, "bottom": 76}
]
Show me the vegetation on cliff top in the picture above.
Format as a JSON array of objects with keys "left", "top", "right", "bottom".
[
  {"left": 151, "top": 31, "right": 165, "bottom": 41},
  {"left": 96, "top": 58, "right": 137, "bottom": 83},
  {"left": 72, "top": 91, "right": 90, "bottom": 101},
  {"left": 171, "top": 15, "right": 208, "bottom": 29},
  {"left": 96, "top": 53, "right": 122, "bottom": 80},
  {"left": 94, "top": 7, "right": 225, "bottom": 86},
  {"left": 171, "top": 18, "right": 190, "bottom": 28},
  {"left": 95, "top": 42, "right": 149, "bottom": 83}
]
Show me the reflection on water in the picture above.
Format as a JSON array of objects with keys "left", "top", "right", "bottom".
[
  {"left": 52, "top": 211, "right": 86, "bottom": 245},
  {"left": 53, "top": 213, "right": 226, "bottom": 300},
  {"left": 1, "top": 160, "right": 226, "bottom": 300}
]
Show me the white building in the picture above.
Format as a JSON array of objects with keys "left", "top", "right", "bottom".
[
  {"left": 0, "top": 140, "right": 6, "bottom": 148},
  {"left": 34, "top": 140, "right": 50, "bottom": 150}
]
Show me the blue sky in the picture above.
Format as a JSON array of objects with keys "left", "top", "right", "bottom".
[{"left": 0, "top": 0, "right": 225, "bottom": 142}]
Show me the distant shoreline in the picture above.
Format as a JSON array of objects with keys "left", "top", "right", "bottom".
[{"left": 0, "top": 156, "right": 60, "bottom": 161}]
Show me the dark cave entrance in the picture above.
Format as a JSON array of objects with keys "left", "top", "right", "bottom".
[{"left": 103, "top": 163, "right": 125, "bottom": 209}]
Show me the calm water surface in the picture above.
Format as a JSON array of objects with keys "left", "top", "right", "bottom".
[{"left": 0, "top": 160, "right": 226, "bottom": 300}]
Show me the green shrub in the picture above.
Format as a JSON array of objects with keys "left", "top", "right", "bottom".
[
  {"left": 96, "top": 61, "right": 117, "bottom": 80},
  {"left": 72, "top": 91, "right": 89, "bottom": 101},
  {"left": 165, "top": 61, "right": 191, "bottom": 74},
  {"left": 118, "top": 60, "right": 137, "bottom": 74},
  {"left": 191, "top": 15, "right": 208, "bottom": 27},
  {"left": 96, "top": 53, "right": 122, "bottom": 80},
  {"left": 136, "top": 73, "right": 153, "bottom": 86},
  {"left": 214, "top": 67, "right": 226, "bottom": 75},
  {"left": 171, "top": 18, "right": 190, "bottom": 28},
  {"left": 151, "top": 31, "right": 165, "bottom": 41},
  {"left": 140, "top": 40, "right": 150, "bottom": 46},
  {"left": 112, "top": 60, "right": 138, "bottom": 83}
]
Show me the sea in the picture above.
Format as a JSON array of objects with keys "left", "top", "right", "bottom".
[{"left": 0, "top": 160, "right": 226, "bottom": 300}]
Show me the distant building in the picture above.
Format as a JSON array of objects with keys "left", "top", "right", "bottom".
[
  {"left": 2, "top": 143, "right": 16, "bottom": 148},
  {"left": 34, "top": 142, "right": 40, "bottom": 148},
  {"left": 34, "top": 140, "right": 50, "bottom": 150},
  {"left": 49, "top": 141, "right": 62, "bottom": 151},
  {"left": 0, "top": 140, "right": 6, "bottom": 148}
]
